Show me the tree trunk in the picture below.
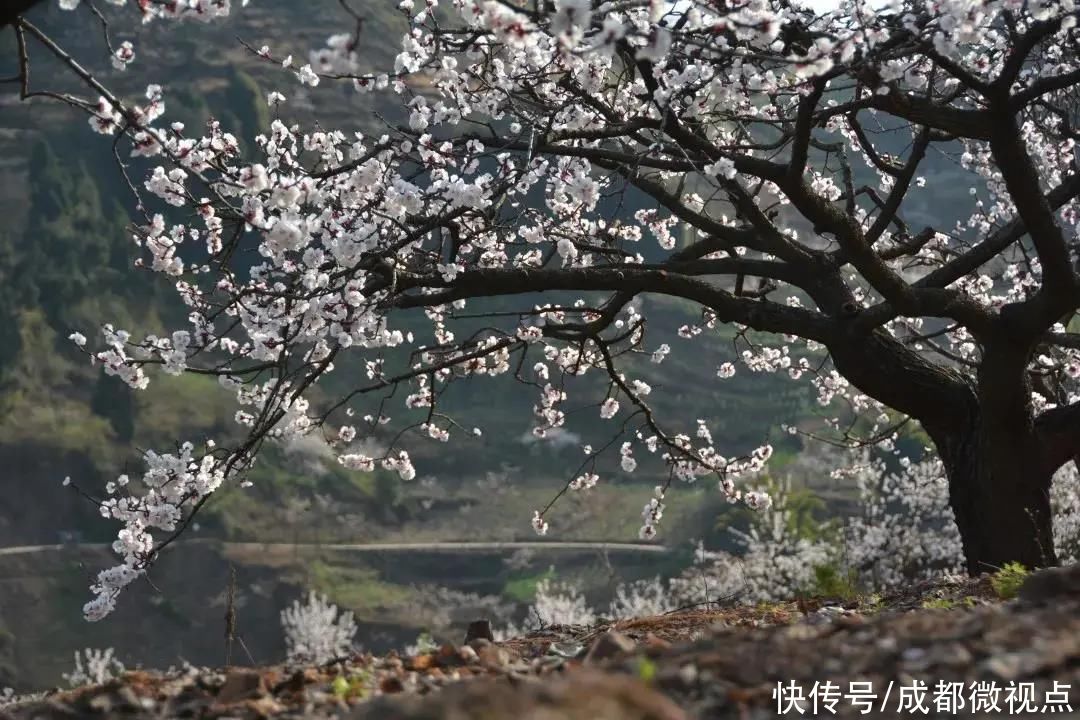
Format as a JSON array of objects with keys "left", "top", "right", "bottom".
[
  {"left": 1, "top": 0, "right": 46, "bottom": 29},
  {"left": 932, "top": 416, "right": 1058, "bottom": 575}
]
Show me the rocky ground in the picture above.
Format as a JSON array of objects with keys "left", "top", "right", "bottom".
[{"left": 4, "top": 565, "right": 1080, "bottom": 719}]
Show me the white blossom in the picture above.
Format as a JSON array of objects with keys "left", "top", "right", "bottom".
[{"left": 280, "top": 591, "right": 356, "bottom": 665}]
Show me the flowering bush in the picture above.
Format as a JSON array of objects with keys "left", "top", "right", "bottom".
[
  {"left": 11, "top": 0, "right": 1080, "bottom": 617},
  {"left": 62, "top": 647, "right": 125, "bottom": 688},
  {"left": 524, "top": 578, "right": 598, "bottom": 629},
  {"left": 280, "top": 591, "right": 357, "bottom": 665},
  {"left": 672, "top": 476, "right": 835, "bottom": 604},
  {"left": 1051, "top": 462, "right": 1080, "bottom": 565},
  {"left": 839, "top": 453, "right": 964, "bottom": 589},
  {"left": 677, "top": 456, "right": 1080, "bottom": 604},
  {"left": 496, "top": 577, "right": 597, "bottom": 639},
  {"left": 608, "top": 576, "right": 678, "bottom": 618}
]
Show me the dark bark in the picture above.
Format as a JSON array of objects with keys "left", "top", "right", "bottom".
[
  {"left": 923, "top": 343, "right": 1060, "bottom": 573},
  {"left": 933, "top": 417, "right": 1057, "bottom": 574},
  {"left": 829, "top": 325, "right": 1066, "bottom": 573},
  {"left": 0, "top": 0, "right": 45, "bottom": 29}
]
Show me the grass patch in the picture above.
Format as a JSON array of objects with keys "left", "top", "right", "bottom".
[
  {"left": 991, "top": 562, "right": 1030, "bottom": 600},
  {"left": 921, "top": 596, "right": 976, "bottom": 610},
  {"left": 502, "top": 567, "right": 555, "bottom": 603},
  {"left": 134, "top": 372, "right": 233, "bottom": 445},
  {"left": 810, "top": 563, "right": 860, "bottom": 602},
  {"left": 303, "top": 560, "right": 413, "bottom": 618}
]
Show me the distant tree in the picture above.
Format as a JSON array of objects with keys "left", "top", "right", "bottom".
[
  {"left": 90, "top": 373, "right": 135, "bottom": 443},
  {"left": 21, "top": 142, "right": 110, "bottom": 324},
  {"left": 7, "top": 0, "right": 1080, "bottom": 620},
  {"left": 0, "top": 234, "right": 24, "bottom": 379},
  {"left": 221, "top": 68, "right": 270, "bottom": 149}
]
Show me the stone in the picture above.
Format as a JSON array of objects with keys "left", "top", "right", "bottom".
[
  {"left": 584, "top": 631, "right": 637, "bottom": 664},
  {"left": 378, "top": 676, "right": 405, "bottom": 694},
  {"left": 1019, "top": 563, "right": 1080, "bottom": 603},
  {"left": 642, "top": 633, "right": 671, "bottom": 652},
  {"left": 215, "top": 669, "right": 267, "bottom": 704},
  {"left": 464, "top": 619, "right": 494, "bottom": 644},
  {"left": 408, "top": 654, "right": 437, "bottom": 671},
  {"left": 347, "top": 669, "right": 687, "bottom": 720},
  {"left": 476, "top": 643, "right": 511, "bottom": 669}
]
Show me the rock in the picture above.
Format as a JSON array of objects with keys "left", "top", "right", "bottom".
[
  {"left": 642, "top": 633, "right": 671, "bottom": 652},
  {"left": 115, "top": 686, "right": 148, "bottom": 711},
  {"left": 215, "top": 669, "right": 267, "bottom": 704},
  {"left": 1019, "top": 563, "right": 1080, "bottom": 603},
  {"left": 547, "top": 641, "right": 585, "bottom": 659},
  {"left": 476, "top": 643, "right": 511, "bottom": 669},
  {"left": 347, "top": 669, "right": 687, "bottom": 720},
  {"left": 379, "top": 676, "right": 405, "bottom": 694},
  {"left": 438, "top": 644, "right": 459, "bottom": 664},
  {"left": 584, "top": 631, "right": 637, "bottom": 664},
  {"left": 408, "top": 654, "right": 437, "bottom": 671},
  {"left": 86, "top": 694, "right": 113, "bottom": 713},
  {"left": 464, "top": 619, "right": 494, "bottom": 644},
  {"left": 982, "top": 652, "right": 1026, "bottom": 681}
]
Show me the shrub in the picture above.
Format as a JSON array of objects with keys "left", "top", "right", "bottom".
[
  {"left": 62, "top": 648, "right": 124, "bottom": 688},
  {"left": 990, "top": 563, "right": 1030, "bottom": 600},
  {"left": 810, "top": 563, "right": 860, "bottom": 602},
  {"left": 280, "top": 591, "right": 356, "bottom": 665}
]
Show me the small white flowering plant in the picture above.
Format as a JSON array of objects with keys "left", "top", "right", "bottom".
[
  {"left": 62, "top": 647, "right": 125, "bottom": 688},
  {"left": 280, "top": 591, "right": 357, "bottom": 665}
]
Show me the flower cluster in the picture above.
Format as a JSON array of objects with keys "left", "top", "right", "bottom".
[
  {"left": 62, "top": 648, "right": 125, "bottom": 688},
  {"left": 678, "top": 455, "right": 1080, "bottom": 603},
  {"left": 280, "top": 591, "right": 357, "bottom": 665},
  {"left": 82, "top": 442, "right": 226, "bottom": 621}
]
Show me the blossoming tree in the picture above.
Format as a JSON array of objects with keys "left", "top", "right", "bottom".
[{"left": 6, "top": 0, "right": 1080, "bottom": 619}]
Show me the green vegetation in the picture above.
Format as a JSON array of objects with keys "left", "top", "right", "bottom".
[
  {"left": 303, "top": 561, "right": 413, "bottom": 618},
  {"left": 331, "top": 672, "right": 370, "bottom": 701},
  {"left": 635, "top": 656, "right": 658, "bottom": 684},
  {"left": 991, "top": 562, "right": 1030, "bottom": 600},
  {"left": 921, "top": 596, "right": 976, "bottom": 610},
  {"left": 503, "top": 567, "right": 556, "bottom": 603},
  {"left": 863, "top": 593, "right": 885, "bottom": 614},
  {"left": 410, "top": 632, "right": 438, "bottom": 655},
  {"left": 810, "top": 563, "right": 860, "bottom": 602}
]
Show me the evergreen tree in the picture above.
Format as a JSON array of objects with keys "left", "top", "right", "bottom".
[
  {"left": 21, "top": 141, "right": 109, "bottom": 324},
  {"left": 0, "top": 231, "right": 22, "bottom": 379},
  {"left": 221, "top": 68, "right": 269, "bottom": 152},
  {"left": 90, "top": 373, "right": 135, "bottom": 443}
]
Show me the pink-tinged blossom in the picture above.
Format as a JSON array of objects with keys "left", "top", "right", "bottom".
[
  {"left": 569, "top": 472, "right": 599, "bottom": 490},
  {"left": 531, "top": 511, "right": 549, "bottom": 536},
  {"left": 111, "top": 41, "right": 135, "bottom": 70}
]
